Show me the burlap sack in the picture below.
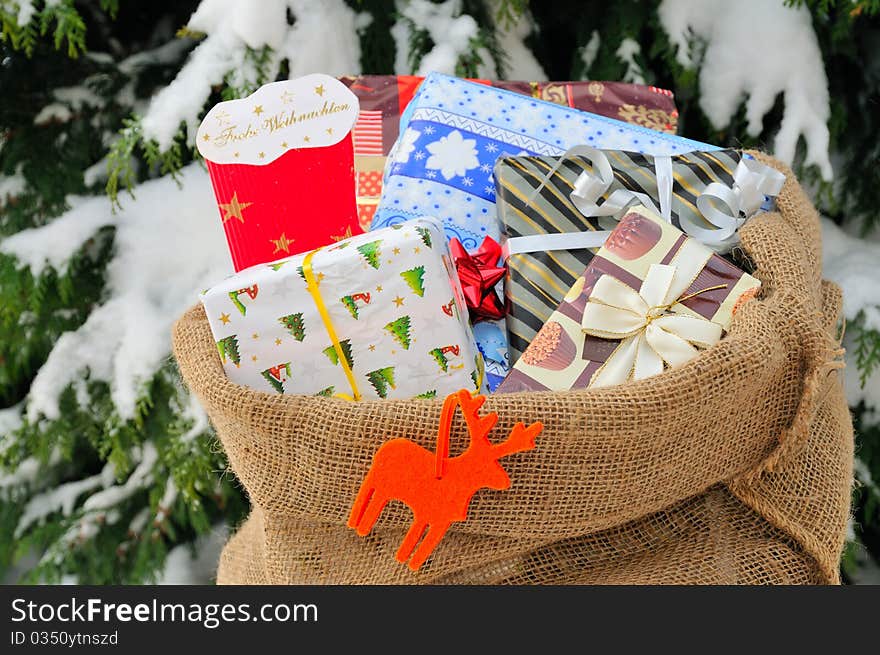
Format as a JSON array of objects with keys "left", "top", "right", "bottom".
[{"left": 173, "top": 154, "right": 853, "bottom": 585}]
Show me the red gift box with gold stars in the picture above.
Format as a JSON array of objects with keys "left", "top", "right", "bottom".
[{"left": 197, "top": 74, "right": 362, "bottom": 272}]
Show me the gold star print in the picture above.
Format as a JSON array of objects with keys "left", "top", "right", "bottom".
[
  {"left": 314, "top": 84, "right": 325, "bottom": 97},
  {"left": 275, "top": 338, "right": 282, "bottom": 346},
  {"left": 219, "top": 312, "right": 231, "bottom": 325},
  {"left": 253, "top": 105, "right": 264, "bottom": 116},
  {"left": 326, "top": 127, "right": 334, "bottom": 136},
  {"left": 252, "top": 333, "right": 259, "bottom": 340},
  {"left": 414, "top": 246, "right": 421, "bottom": 254},
  {"left": 376, "top": 285, "right": 383, "bottom": 292},
  {"left": 317, "top": 272, "right": 325, "bottom": 282},
  {"left": 281, "top": 90, "right": 294, "bottom": 104},
  {"left": 219, "top": 192, "right": 253, "bottom": 224},
  {"left": 330, "top": 226, "right": 353, "bottom": 242},
  {"left": 393, "top": 296, "right": 405, "bottom": 307},
  {"left": 281, "top": 141, "right": 288, "bottom": 149},
  {"left": 202, "top": 133, "right": 211, "bottom": 142},
  {"left": 258, "top": 151, "right": 265, "bottom": 159},
  {"left": 215, "top": 109, "right": 231, "bottom": 126},
  {"left": 234, "top": 152, "right": 240, "bottom": 158},
  {"left": 392, "top": 247, "right": 401, "bottom": 255},
  {"left": 251, "top": 355, "right": 258, "bottom": 362},
  {"left": 369, "top": 345, "right": 376, "bottom": 352},
  {"left": 303, "top": 135, "right": 311, "bottom": 143},
  {"left": 270, "top": 233, "right": 294, "bottom": 255}
]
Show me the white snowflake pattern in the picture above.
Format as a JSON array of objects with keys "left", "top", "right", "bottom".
[
  {"left": 483, "top": 186, "right": 495, "bottom": 196},
  {"left": 395, "top": 127, "right": 421, "bottom": 164},
  {"left": 423, "top": 125, "right": 435, "bottom": 135},
  {"left": 425, "top": 130, "right": 479, "bottom": 180},
  {"left": 485, "top": 143, "right": 498, "bottom": 153},
  {"left": 511, "top": 103, "right": 547, "bottom": 132},
  {"left": 426, "top": 170, "right": 437, "bottom": 179},
  {"left": 468, "top": 92, "right": 507, "bottom": 119},
  {"left": 414, "top": 150, "right": 426, "bottom": 161},
  {"left": 461, "top": 177, "right": 474, "bottom": 187},
  {"left": 479, "top": 163, "right": 492, "bottom": 173},
  {"left": 389, "top": 179, "right": 433, "bottom": 213}
]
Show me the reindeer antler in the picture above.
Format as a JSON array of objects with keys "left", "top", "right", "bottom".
[
  {"left": 456, "top": 390, "right": 498, "bottom": 446},
  {"left": 435, "top": 391, "right": 499, "bottom": 479},
  {"left": 491, "top": 421, "right": 543, "bottom": 460},
  {"left": 435, "top": 391, "right": 542, "bottom": 477}
]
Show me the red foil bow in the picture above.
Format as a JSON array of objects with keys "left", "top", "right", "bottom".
[{"left": 449, "top": 237, "right": 506, "bottom": 323}]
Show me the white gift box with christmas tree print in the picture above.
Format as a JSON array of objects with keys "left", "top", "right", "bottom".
[{"left": 200, "top": 218, "right": 486, "bottom": 400}]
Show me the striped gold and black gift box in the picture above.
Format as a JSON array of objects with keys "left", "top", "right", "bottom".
[{"left": 495, "top": 149, "right": 742, "bottom": 364}]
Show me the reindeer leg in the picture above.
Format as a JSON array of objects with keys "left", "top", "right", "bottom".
[
  {"left": 354, "top": 492, "right": 388, "bottom": 536},
  {"left": 407, "top": 522, "right": 450, "bottom": 571},
  {"left": 395, "top": 519, "right": 428, "bottom": 564},
  {"left": 347, "top": 481, "right": 375, "bottom": 530}
]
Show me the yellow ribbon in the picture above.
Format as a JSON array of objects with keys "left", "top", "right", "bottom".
[{"left": 302, "top": 247, "right": 362, "bottom": 402}]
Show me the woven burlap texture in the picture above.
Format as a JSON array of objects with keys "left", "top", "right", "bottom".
[{"left": 173, "top": 153, "right": 853, "bottom": 585}]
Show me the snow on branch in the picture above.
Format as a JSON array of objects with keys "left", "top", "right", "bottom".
[
  {"left": 81, "top": 443, "right": 158, "bottom": 514},
  {"left": 616, "top": 38, "right": 646, "bottom": 85},
  {"left": 281, "top": 0, "right": 365, "bottom": 78},
  {"left": 1, "top": 165, "right": 230, "bottom": 421},
  {"left": 14, "top": 463, "right": 115, "bottom": 537},
  {"left": 658, "top": 0, "right": 832, "bottom": 179},
  {"left": 141, "top": 28, "right": 250, "bottom": 150},
  {"left": 140, "top": 0, "right": 364, "bottom": 150},
  {"left": 399, "top": 0, "right": 480, "bottom": 75},
  {"left": 0, "top": 401, "right": 24, "bottom": 442},
  {"left": 492, "top": 1, "right": 546, "bottom": 80},
  {"left": 0, "top": 448, "right": 62, "bottom": 492},
  {"left": 821, "top": 217, "right": 880, "bottom": 416},
  {"left": 14, "top": 1, "right": 37, "bottom": 27}
]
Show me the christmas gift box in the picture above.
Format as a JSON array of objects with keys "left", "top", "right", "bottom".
[
  {"left": 496, "top": 147, "right": 785, "bottom": 362},
  {"left": 200, "top": 218, "right": 485, "bottom": 400},
  {"left": 197, "top": 74, "right": 361, "bottom": 272},
  {"left": 496, "top": 204, "right": 761, "bottom": 393},
  {"left": 370, "top": 72, "right": 716, "bottom": 250},
  {"left": 341, "top": 75, "right": 680, "bottom": 230}
]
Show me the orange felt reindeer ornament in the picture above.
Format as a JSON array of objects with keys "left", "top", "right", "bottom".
[{"left": 348, "top": 389, "right": 543, "bottom": 571}]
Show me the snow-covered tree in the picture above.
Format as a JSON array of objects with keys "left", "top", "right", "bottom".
[{"left": 0, "top": 0, "right": 878, "bottom": 583}]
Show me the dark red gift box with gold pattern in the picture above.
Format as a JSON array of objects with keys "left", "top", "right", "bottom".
[{"left": 198, "top": 74, "right": 360, "bottom": 272}]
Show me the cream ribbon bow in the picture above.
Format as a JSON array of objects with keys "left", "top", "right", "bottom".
[{"left": 581, "top": 254, "right": 726, "bottom": 388}]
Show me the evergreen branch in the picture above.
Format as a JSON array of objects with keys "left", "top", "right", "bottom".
[
  {"left": 104, "top": 117, "right": 142, "bottom": 209},
  {"left": 853, "top": 312, "right": 880, "bottom": 387},
  {"left": 460, "top": 0, "right": 508, "bottom": 78},
  {"left": 0, "top": 4, "right": 39, "bottom": 55},
  {"left": 99, "top": 0, "right": 118, "bottom": 20},
  {"left": 42, "top": 0, "right": 87, "bottom": 58},
  {"left": 105, "top": 116, "right": 184, "bottom": 210},
  {"left": 493, "top": 0, "right": 529, "bottom": 29},
  {"left": 786, "top": 0, "right": 880, "bottom": 16},
  {"left": 0, "top": 0, "right": 121, "bottom": 59},
  {"left": 1, "top": 363, "right": 246, "bottom": 583},
  {"left": 221, "top": 45, "right": 275, "bottom": 101},
  {"left": 175, "top": 25, "right": 206, "bottom": 40},
  {"left": 403, "top": 16, "right": 431, "bottom": 73}
]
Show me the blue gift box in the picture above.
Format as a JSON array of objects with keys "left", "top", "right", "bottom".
[{"left": 370, "top": 72, "right": 720, "bottom": 250}]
